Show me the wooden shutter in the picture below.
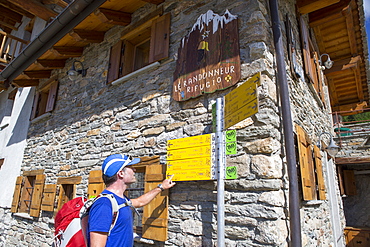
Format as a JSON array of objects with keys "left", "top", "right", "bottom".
[
  {"left": 122, "top": 40, "right": 135, "bottom": 76},
  {"left": 30, "top": 174, "right": 46, "bottom": 217},
  {"left": 11, "top": 176, "right": 23, "bottom": 213},
  {"left": 107, "top": 41, "right": 123, "bottom": 83},
  {"left": 296, "top": 125, "right": 317, "bottom": 200},
  {"left": 142, "top": 156, "right": 168, "bottom": 242},
  {"left": 300, "top": 16, "right": 318, "bottom": 85},
  {"left": 149, "top": 13, "right": 170, "bottom": 63},
  {"left": 56, "top": 176, "right": 82, "bottom": 211},
  {"left": 30, "top": 92, "right": 40, "bottom": 120},
  {"left": 343, "top": 170, "right": 356, "bottom": 195},
  {"left": 45, "top": 81, "right": 58, "bottom": 112},
  {"left": 88, "top": 170, "right": 104, "bottom": 198},
  {"left": 41, "top": 184, "right": 57, "bottom": 212},
  {"left": 313, "top": 145, "right": 326, "bottom": 200}
]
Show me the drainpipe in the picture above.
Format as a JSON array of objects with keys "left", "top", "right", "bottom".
[
  {"left": 268, "top": 0, "right": 302, "bottom": 246},
  {"left": 0, "top": 0, "right": 107, "bottom": 84}
]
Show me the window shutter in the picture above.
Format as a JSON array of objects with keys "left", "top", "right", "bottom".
[
  {"left": 296, "top": 125, "right": 317, "bottom": 200},
  {"left": 107, "top": 41, "right": 123, "bottom": 83},
  {"left": 300, "top": 16, "right": 317, "bottom": 85},
  {"left": 88, "top": 170, "right": 105, "bottom": 198},
  {"left": 122, "top": 40, "right": 135, "bottom": 76},
  {"left": 11, "top": 176, "right": 23, "bottom": 213},
  {"left": 30, "top": 92, "right": 40, "bottom": 120},
  {"left": 41, "top": 184, "right": 57, "bottom": 212},
  {"left": 313, "top": 145, "right": 326, "bottom": 200},
  {"left": 45, "top": 81, "right": 58, "bottom": 112},
  {"left": 149, "top": 13, "right": 170, "bottom": 63},
  {"left": 30, "top": 174, "right": 46, "bottom": 217},
  {"left": 343, "top": 170, "right": 357, "bottom": 195},
  {"left": 142, "top": 156, "right": 168, "bottom": 242}
]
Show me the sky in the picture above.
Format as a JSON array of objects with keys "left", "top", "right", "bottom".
[{"left": 365, "top": 0, "right": 370, "bottom": 53}]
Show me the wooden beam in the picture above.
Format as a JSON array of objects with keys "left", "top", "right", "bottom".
[
  {"left": 12, "top": 79, "right": 40, "bottom": 87},
  {"left": 0, "top": 20, "right": 18, "bottom": 31},
  {"left": 95, "top": 8, "right": 131, "bottom": 26},
  {"left": 141, "top": 0, "right": 165, "bottom": 4},
  {"left": 342, "top": 4, "right": 358, "bottom": 56},
  {"left": 23, "top": 70, "right": 52, "bottom": 79},
  {"left": 297, "top": 0, "right": 340, "bottom": 14},
  {"left": 51, "top": 46, "right": 84, "bottom": 57},
  {"left": 324, "top": 56, "right": 360, "bottom": 75},
  {"left": 41, "top": 0, "right": 68, "bottom": 8},
  {"left": 0, "top": 6, "right": 23, "bottom": 23},
  {"left": 332, "top": 101, "right": 368, "bottom": 114},
  {"left": 36, "top": 59, "right": 67, "bottom": 69},
  {"left": 7, "top": 0, "right": 58, "bottom": 21},
  {"left": 69, "top": 29, "right": 105, "bottom": 43},
  {"left": 0, "top": 0, "right": 34, "bottom": 19},
  {"left": 309, "top": 0, "right": 352, "bottom": 27},
  {"left": 336, "top": 156, "right": 370, "bottom": 164}
]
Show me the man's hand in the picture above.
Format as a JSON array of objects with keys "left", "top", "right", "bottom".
[{"left": 161, "top": 175, "right": 176, "bottom": 190}]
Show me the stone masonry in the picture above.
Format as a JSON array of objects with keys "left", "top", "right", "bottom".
[{"left": 0, "top": 0, "right": 343, "bottom": 246}]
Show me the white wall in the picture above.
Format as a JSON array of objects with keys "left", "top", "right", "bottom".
[{"left": 0, "top": 87, "right": 34, "bottom": 208}]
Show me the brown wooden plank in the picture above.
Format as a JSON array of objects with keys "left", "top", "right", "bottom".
[
  {"left": 95, "top": 8, "right": 131, "bottom": 26},
  {"left": 57, "top": 176, "right": 82, "bottom": 185},
  {"left": 41, "top": 184, "right": 57, "bottom": 212},
  {"left": 8, "top": 0, "right": 57, "bottom": 21},
  {"left": 336, "top": 156, "right": 370, "bottom": 164},
  {"left": 313, "top": 145, "right": 326, "bottom": 200},
  {"left": 297, "top": 0, "right": 340, "bottom": 14},
  {"left": 0, "top": 0, "right": 35, "bottom": 19},
  {"left": 52, "top": 46, "right": 84, "bottom": 57},
  {"left": 88, "top": 170, "right": 105, "bottom": 198},
  {"left": 11, "top": 176, "right": 23, "bottom": 213},
  {"left": 23, "top": 70, "right": 52, "bottom": 79},
  {"left": 36, "top": 59, "right": 67, "bottom": 69},
  {"left": 343, "top": 170, "right": 356, "bottom": 195},
  {"left": 23, "top": 169, "right": 45, "bottom": 176},
  {"left": 149, "top": 13, "right": 170, "bottom": 63},
  {"left": 30, "top": 174, "right": 46, "bottom": 217},
  {"left": 69, "top": 30, "right": 105, "bottom": 43},
  {"left": 45, "top": 80, "right": 58, "bottom": 112},
  {"left": 107, "top": 40, "right": 122, "bottom": 83},
  {"left": 13, "top": 79, "right": 40, "bottom": 87}
]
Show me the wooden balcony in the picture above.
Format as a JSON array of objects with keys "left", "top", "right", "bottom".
[{"left": 0, "top": 30, "right": 29, "bottom": 70}]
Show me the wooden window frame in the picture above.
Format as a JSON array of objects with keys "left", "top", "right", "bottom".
[
  {"left": 107, "top": 13, "right": 170, "bottom": 84},
  {"left": 11, "top": 169, "right": 46, "bottom": 217},
  {"left": 56, "top": 176, "right": 82, "bottom": 212},
  {"left": 87, "top": 155, "right": 169, "bottom": 242},
  {"left": 30, "top": 80, "right": 58, "bottom": 120},
  {"left": 296, "top": 125, "right": 326, "bottom": 200}
]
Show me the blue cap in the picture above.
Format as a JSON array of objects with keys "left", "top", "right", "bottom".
[{"left": 102, "top": 154, "right": 141, "bottom": 177}]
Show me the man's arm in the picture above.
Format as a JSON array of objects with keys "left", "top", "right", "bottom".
[
  {"left": 90, "top": 231, "right": 108, "bottom": 247},
  {"left": 131, "top": 178, "right": 175, "bottom": 208}
]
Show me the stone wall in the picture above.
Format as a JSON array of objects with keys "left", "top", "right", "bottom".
[{"left": 0, "top": 0, "right": 344, "bottom": 246}]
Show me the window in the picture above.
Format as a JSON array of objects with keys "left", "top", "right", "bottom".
[
  {"left": 11, "top": 169, "right": 46, "bottom": 217},
  {"left": 296, "top": 125, "right": 326, "bottom": 201},
  {"left": 56, "top": 176, "right": 82, "bottom": 212},
  {"left": 107, "top": 13, "right": 170, "bottom": 83},
  {"left": 87, "top": 156, "right": 169, "bottom": 242},
  {"left": 30, "top": 80, "right": 58, "bottom": 120},
  {"left": 299, "top": 16, "right": 325, "bottom": 103}
]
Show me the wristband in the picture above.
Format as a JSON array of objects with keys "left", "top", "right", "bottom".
[{"left": 157, "top": 184, "right": 165, "bottom": 191}]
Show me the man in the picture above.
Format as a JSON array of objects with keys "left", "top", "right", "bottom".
[{"left": 87, "top": 154, "right": 175, "bottom": 247}]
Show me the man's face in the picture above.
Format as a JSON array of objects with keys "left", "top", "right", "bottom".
[{"left": 122, "top": 166, "right": 136, "bottom": 184}]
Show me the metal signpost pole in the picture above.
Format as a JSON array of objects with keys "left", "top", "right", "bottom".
[{"left": 216, "top": 97, "right": 225, "bottom": 247}]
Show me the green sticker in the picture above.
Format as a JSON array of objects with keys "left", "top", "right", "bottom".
[
  {"left": 226, "top": 166, "right": 237, "bottom": 179},
  {"left": 226, "top": 142, "right": 237, "bottom": 155},
  {"left": 225, "top": 130, "right": 237, "bottom": 142},
  {"left": 212, "top": 103, "right": 216, "bottom": 133}
]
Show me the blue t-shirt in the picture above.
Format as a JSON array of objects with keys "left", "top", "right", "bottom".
[{"left": 87, "top": 190, "right": 134, "bottom": 247}]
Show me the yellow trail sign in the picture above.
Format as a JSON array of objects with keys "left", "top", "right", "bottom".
[
  {"left": 167, "top": 133, "right": 215, "bottom": 150},
  {"left": 167, "top": 157, "right": 216, "bottom": 171},
  {"left": 224, "top": 97, "right": 258, "bottom": 129},
  {"left": 167, "top": 145, "right": 215, "bottom": 161},
  {"left": 166, "top": 167, "right": 216, "bottom": 181}
]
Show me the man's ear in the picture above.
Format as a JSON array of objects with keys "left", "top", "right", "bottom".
[{"left": 116, "top": 169, "right": 125, "bottom": 179}]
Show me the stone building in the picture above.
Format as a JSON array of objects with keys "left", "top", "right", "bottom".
[{"left": 0, "top": 0, "right": 369, "bottom": 246}]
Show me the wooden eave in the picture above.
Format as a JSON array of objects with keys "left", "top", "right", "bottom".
[
  {"left": 0, "top": 0, "right": 164, "bottom": 88},
  {"left": 307, "top": 0, "right": 369, "bottom": 114}
]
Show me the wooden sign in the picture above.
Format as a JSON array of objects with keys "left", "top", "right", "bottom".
[{"left": 173, "top": 10, "right": 241, "bottom": 101}]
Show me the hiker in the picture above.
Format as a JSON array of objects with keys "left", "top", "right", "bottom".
[{"left": 87, "top": 154, "right": 176, "bottom": 247}]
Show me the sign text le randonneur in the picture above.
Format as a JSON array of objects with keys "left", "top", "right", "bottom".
[{"left": 173, "top": 10, "right": 241, "bottom": 101}]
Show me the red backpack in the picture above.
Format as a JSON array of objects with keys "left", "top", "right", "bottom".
[
  {"left": 53, "top": 194, "right": 134, "bottom": 247},
  {"left": 54, "top": 197, "right": 87, "bottom": 247}
]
